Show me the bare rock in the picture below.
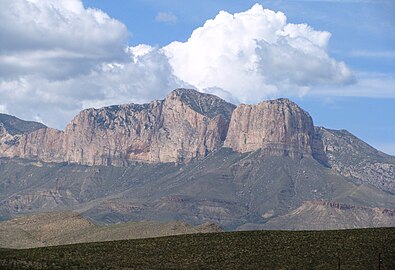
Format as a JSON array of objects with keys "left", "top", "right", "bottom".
[
  {"left": 63, "top": 89, "right": 235, "bottom": 165},
  {"left": 0, "top": 115, "right": 64, "bottom": 163},
  {"left": 63, "top": 101, "right": 164, "bottom": 166},
  {"left": 0, "top": 89, "right": 235, "bottom": 166},
  {"left": 224, "top": 98, "right": 317, "bottom": 159}
]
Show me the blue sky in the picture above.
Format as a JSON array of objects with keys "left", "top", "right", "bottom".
[{"left": 0, "top": 0, "right": 394, "bottom": 154}]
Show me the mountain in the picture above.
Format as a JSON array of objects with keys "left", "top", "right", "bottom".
[
  {"left": 0, "top": 89, "right": 235, "bottom": 165},
  {"left": 225, "top": 99, "right": 315, "bottom": 157},
  {"left": 0, "top": 88, "right": 394, "bottom": 231},
  {"left": 0, "top": 211, "right": 221, "bottom": 249}
]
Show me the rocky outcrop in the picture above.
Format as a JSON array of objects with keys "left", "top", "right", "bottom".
[
  {"left": 224, "top": 98, "right": 322, "bottom": 160},
  {"left": 2, "top": 89, "right": 392, "bottom": 179},
  {"left": 2, "top": 128, "right": 65, "bottom": 163},
  {"left": 63, "top": 101, "right": 164, "bottom": 166},
  {"left": 0, "top": 114, "right": 64, "bottom": 163},
  {"left": 316, "top": 127, "right": 395, "bottom": 193},
  {"left": 64, "top": 89, "right": 235, "bottom": 165},
  {"left": 0, "top": 89, "right": 236, "bottom": 165}
]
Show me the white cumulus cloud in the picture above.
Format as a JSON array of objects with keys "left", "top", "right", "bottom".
[
  {"left": 164, "top": 4, "right": 354, "bottom": 103},
  {"left": 0, "top": 0, "right": 129, "bottom": 80}
]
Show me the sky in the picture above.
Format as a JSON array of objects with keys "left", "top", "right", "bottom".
[{"left": 0, "top": 0, "right": 394, "bottom": 155}]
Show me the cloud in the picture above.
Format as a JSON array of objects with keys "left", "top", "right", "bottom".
[
  {"left": 0, "top": 105, "right": 7, "bottom": 114},
  {"left": 0, "top": 47, "right": 186, "bottom": 129},
  {"left": 0, "top": 0, "right": 184, "bottom": 129},
  {"left": 0, "top": 0, "right": 129, "bottom": 80},
  {"left": 312, "top": 72, "right": 395, "bottom": 98},
  {"left": 155, "top": 12, "right": 178, "bottom": 25},
  {"left": 0, "top": 2, "right": 363, "bottom": 129},
  {"left": 164, "top": 4, "right": 354, "bottom": 103}
]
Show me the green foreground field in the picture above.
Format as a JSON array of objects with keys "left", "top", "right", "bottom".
[{"left": 0, "top": 228, "right": 394, "bottom": 269}]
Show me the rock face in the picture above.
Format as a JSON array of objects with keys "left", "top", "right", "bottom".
[
  {"left": 224, "top": 99, "right": 319, "bottom": 159},
  {"left": 64, "top": 89, "right": 235, "bottom": 165},
  {"left": 64, "top": 101, "right": 164, "bottom": 166},
  {"left": 2, "top": 128, "right": 66, "bottom": 163},
  {"left": 0, "top": 89, "right": 236, "bottom": 165},
  {"left": 1, "top": 92, "right": 395, "bottom": 231},
  {"left": 0, "top": 114, "right": 64, "bottom": 163}
]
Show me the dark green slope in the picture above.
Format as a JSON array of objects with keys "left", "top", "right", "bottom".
[{"left": 0, "top": 228, "right": 394, "bottom": 270}]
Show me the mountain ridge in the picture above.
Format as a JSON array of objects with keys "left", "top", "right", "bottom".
[
  {"left": 0, "top": 88, "right": 331, "bottom": 166},
  {"left": 0, "top": 89, "right": 237, "bottom": 165}
]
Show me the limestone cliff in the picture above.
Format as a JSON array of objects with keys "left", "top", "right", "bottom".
[
  {"left": 8, "top": 128, "right": 65, "bottom": 163},
  {"left": 224, "top": 98, "right": 320, "bottom": 159},
  {"left": 3, "top": 90, "right": 371, "bottom": 169},
  {"left": 63, "top": 101, "right": 163, "bottom": 166},
  {"left": 0, "top": 114, "right": 64, "bottom": 162},
  {"left": 0, "top": 89, "right": 235, "bottom": 165},
  {"left": 64, "top": 89, "right": 235, "bottom": 165}
]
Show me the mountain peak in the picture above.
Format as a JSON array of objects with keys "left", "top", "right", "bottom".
[
  {"left": 169, "top": 88, "right": 201, "bottom": 96},
  {"left": 166, "top": 88, "right": 236, "bottom": 120},
  {"left": 224, "top": 97, "right": 317, "bottom": 159}
]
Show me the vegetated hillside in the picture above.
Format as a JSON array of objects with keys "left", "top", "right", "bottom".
[
  {"left": 0, "top": 211, "right": 221, "bottom": 249},
  {"left": 0, "top": 228, "right": 394, "bottom": 270}
]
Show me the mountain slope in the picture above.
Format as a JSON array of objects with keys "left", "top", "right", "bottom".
[
  {"left": 1, "top": 148, "right": 394, "bottom": 229},
  {"left": 317, "top": 127, "right": 395, "bottom": 193},
  {"left": 0, "top": 89, "right": 394, "bottom": 231}
]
